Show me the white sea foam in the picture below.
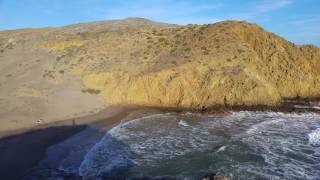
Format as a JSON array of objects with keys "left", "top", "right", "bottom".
[
  {"left": 178, "top": 120, "right": 190, "bottom": 127},
  {"left": 313, "top": 106, "right": 320, "bottom": 110},
  {"left": 294, "top": 104, "right": 320, "bottom": 110},
  {"left": 294, "top": 105, "right": 311, "bottom": 109},
  {"left": 184, "top": 112, "right": 193, "bottom": 115},
  {"left": 78, "top": 113, "right": 223, "bottom": 178},
  {"left": 36, "top": 127, "right": 102, "bottom": 175},
  {"left": 77, "top": 110, "right": 320, "bottom": 179},
  {"left": 246, "top": 118, "right": 286, "bottom": 134},
  {"left": 308, "top": 128, "right": 320, "bottom": 146},
  {"left": 78, "top": 114, "right": 172, "bottom": 178},
  {"left": 78, "top": 132, "right": 134, "bottom": 178},
  {"left": 241, "top": 112, "right": 320, "bottom": 179},
  {"left": 216, "top": 145, "right": 226, "bottom": 152}
]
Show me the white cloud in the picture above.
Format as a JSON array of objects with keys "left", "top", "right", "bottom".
[
  {"left": 257, "top": 0, "right": 293, "bottom": 13},
  {"left": 228, "top": 0, "right": 293, "bottom": 21},
  {"left": 288, "top": 15, "right": 320, "bottom": 26},
  {"left": 280, "top": 15, "right": 320, "bottom": 45}
]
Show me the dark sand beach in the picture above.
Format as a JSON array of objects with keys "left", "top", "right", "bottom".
[
  {"left": 0, "top": 106, "right": 144, "bottom": 180},
  {"left": 0, "top": 101, "right": 319, "bottom": 179}
]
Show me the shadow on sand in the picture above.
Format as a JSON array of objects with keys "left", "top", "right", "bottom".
[
  {"left": 0, "top": 114, "right": 222, "bottom": 180},
  {"left": 0, "top": 124, "right": 86, "bottom": 180},
  {"left": 0, "top": 124, "right": 141, "bottom": 180}
]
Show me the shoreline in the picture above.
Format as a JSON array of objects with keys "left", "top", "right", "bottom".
[
  {"left": 0, "top": 106, "right": 136, "bottom": 139},
  {"left": 0, "top": 106, "right": 149, "bottom": 180},
  {"left": 0, "top": 100, "right": 319, "bottom": 179},
  {"left": 1, "top": 98, "right": 319, "bottom": 138},
  {"left": 118, "top": 98, "right": 320, "bottom": 116}
]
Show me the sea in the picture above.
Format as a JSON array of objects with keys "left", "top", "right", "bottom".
[{"left": 24, "top": 108, "right": 320, "bottom": 179}]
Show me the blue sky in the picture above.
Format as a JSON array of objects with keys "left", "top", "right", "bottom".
[{"left": 0, "top": 0, "right": 319, "bottom": 46}]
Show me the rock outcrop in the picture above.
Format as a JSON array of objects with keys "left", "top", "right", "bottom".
[{"left": 1, "top": 18, "right": 320, "bottom": 110}]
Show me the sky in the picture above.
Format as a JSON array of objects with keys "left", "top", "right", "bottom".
[{"left": 0, "top": 0, "right": 319, "bottom": 46}]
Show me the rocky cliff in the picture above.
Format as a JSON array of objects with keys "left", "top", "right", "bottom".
[{"left": 1, "top": 18, "right": 320, "bottom": 114}]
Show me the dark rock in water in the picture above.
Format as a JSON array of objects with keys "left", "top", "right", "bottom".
[
  {"left": 202, "top": 173, "right": 229, "bottom": 180},
  {"left": 201, "top": 106, "right": 208, "bottom": 113},
  {"left": 101, "top": 175, "right": 176, "bottom": 180},
  {"left": 202, "top": 173, "right": 216, "bottom": 180}
]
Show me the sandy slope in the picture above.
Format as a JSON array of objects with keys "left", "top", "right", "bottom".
[
  {"left": 0, "top": 43, "right": 105, "bottom": 133},
  {"left": 0, "top": 18, "right": 319, "bottom": 133}
]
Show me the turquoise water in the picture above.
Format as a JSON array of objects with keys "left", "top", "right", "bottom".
[{"left": 26, "top": 111, "right": 320, "bottom": 179}]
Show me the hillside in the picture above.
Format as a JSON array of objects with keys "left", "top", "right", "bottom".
[{"left": 0, "top": 18, "right": 319, "bottom": 131}]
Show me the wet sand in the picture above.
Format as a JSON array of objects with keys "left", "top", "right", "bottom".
[
  {"left": 0, "top": 106, "right": 143, "bottom": 180},
  {"left": 0, "top": 101, "right": 319, "bottom": 179},
  {"left": 0, "top": 125, "right": 86, "bottom": 179}
]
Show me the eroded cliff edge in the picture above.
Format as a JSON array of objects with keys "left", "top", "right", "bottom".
[{"left": 1, "top": 18, "right": 320, "bottom": 110}]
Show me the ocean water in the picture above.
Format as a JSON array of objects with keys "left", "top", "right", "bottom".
[{"left": 26, "top": 111, "right": 320, "bottom": 179}]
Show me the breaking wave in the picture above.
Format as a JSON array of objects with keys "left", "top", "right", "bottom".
[
  {"left": 309, "top": 128, "right": 320, "bottom": 146},
  {"left": 26, "top": 110, "right": 320, "bottom": 179},
  {"left": 77, "top": 111, "right": 320, "bottom": 179}
]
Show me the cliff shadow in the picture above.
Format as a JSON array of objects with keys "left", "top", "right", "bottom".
[{"left": 0, "top": 124, "right": 86, "bottom": 180}]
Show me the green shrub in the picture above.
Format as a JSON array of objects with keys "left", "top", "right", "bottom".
[
  {"left": 171, "top": 61, "right": 177, "bottom": 65},
  {"left": 185, "top": 48, "right": 191, "bottom": 52},
  {"left": 158, "top": 38, "right": 166, "bottom": 42},
  {"left": 237, "top": 49, "right": 245, "bottom": 53},
  {"left": 82, "top": 89, "right": 101, "bottom": 94},
  {"left": 198, "top": 36, "right": 204, "bottom": 41}
]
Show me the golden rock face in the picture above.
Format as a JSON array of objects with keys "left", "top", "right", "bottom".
[
  {"left": 78, "top": 20, "right": 320, "bottom": 108},
  {"left": 2, "top": 18, "right": 319, "bottom": 109}
]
